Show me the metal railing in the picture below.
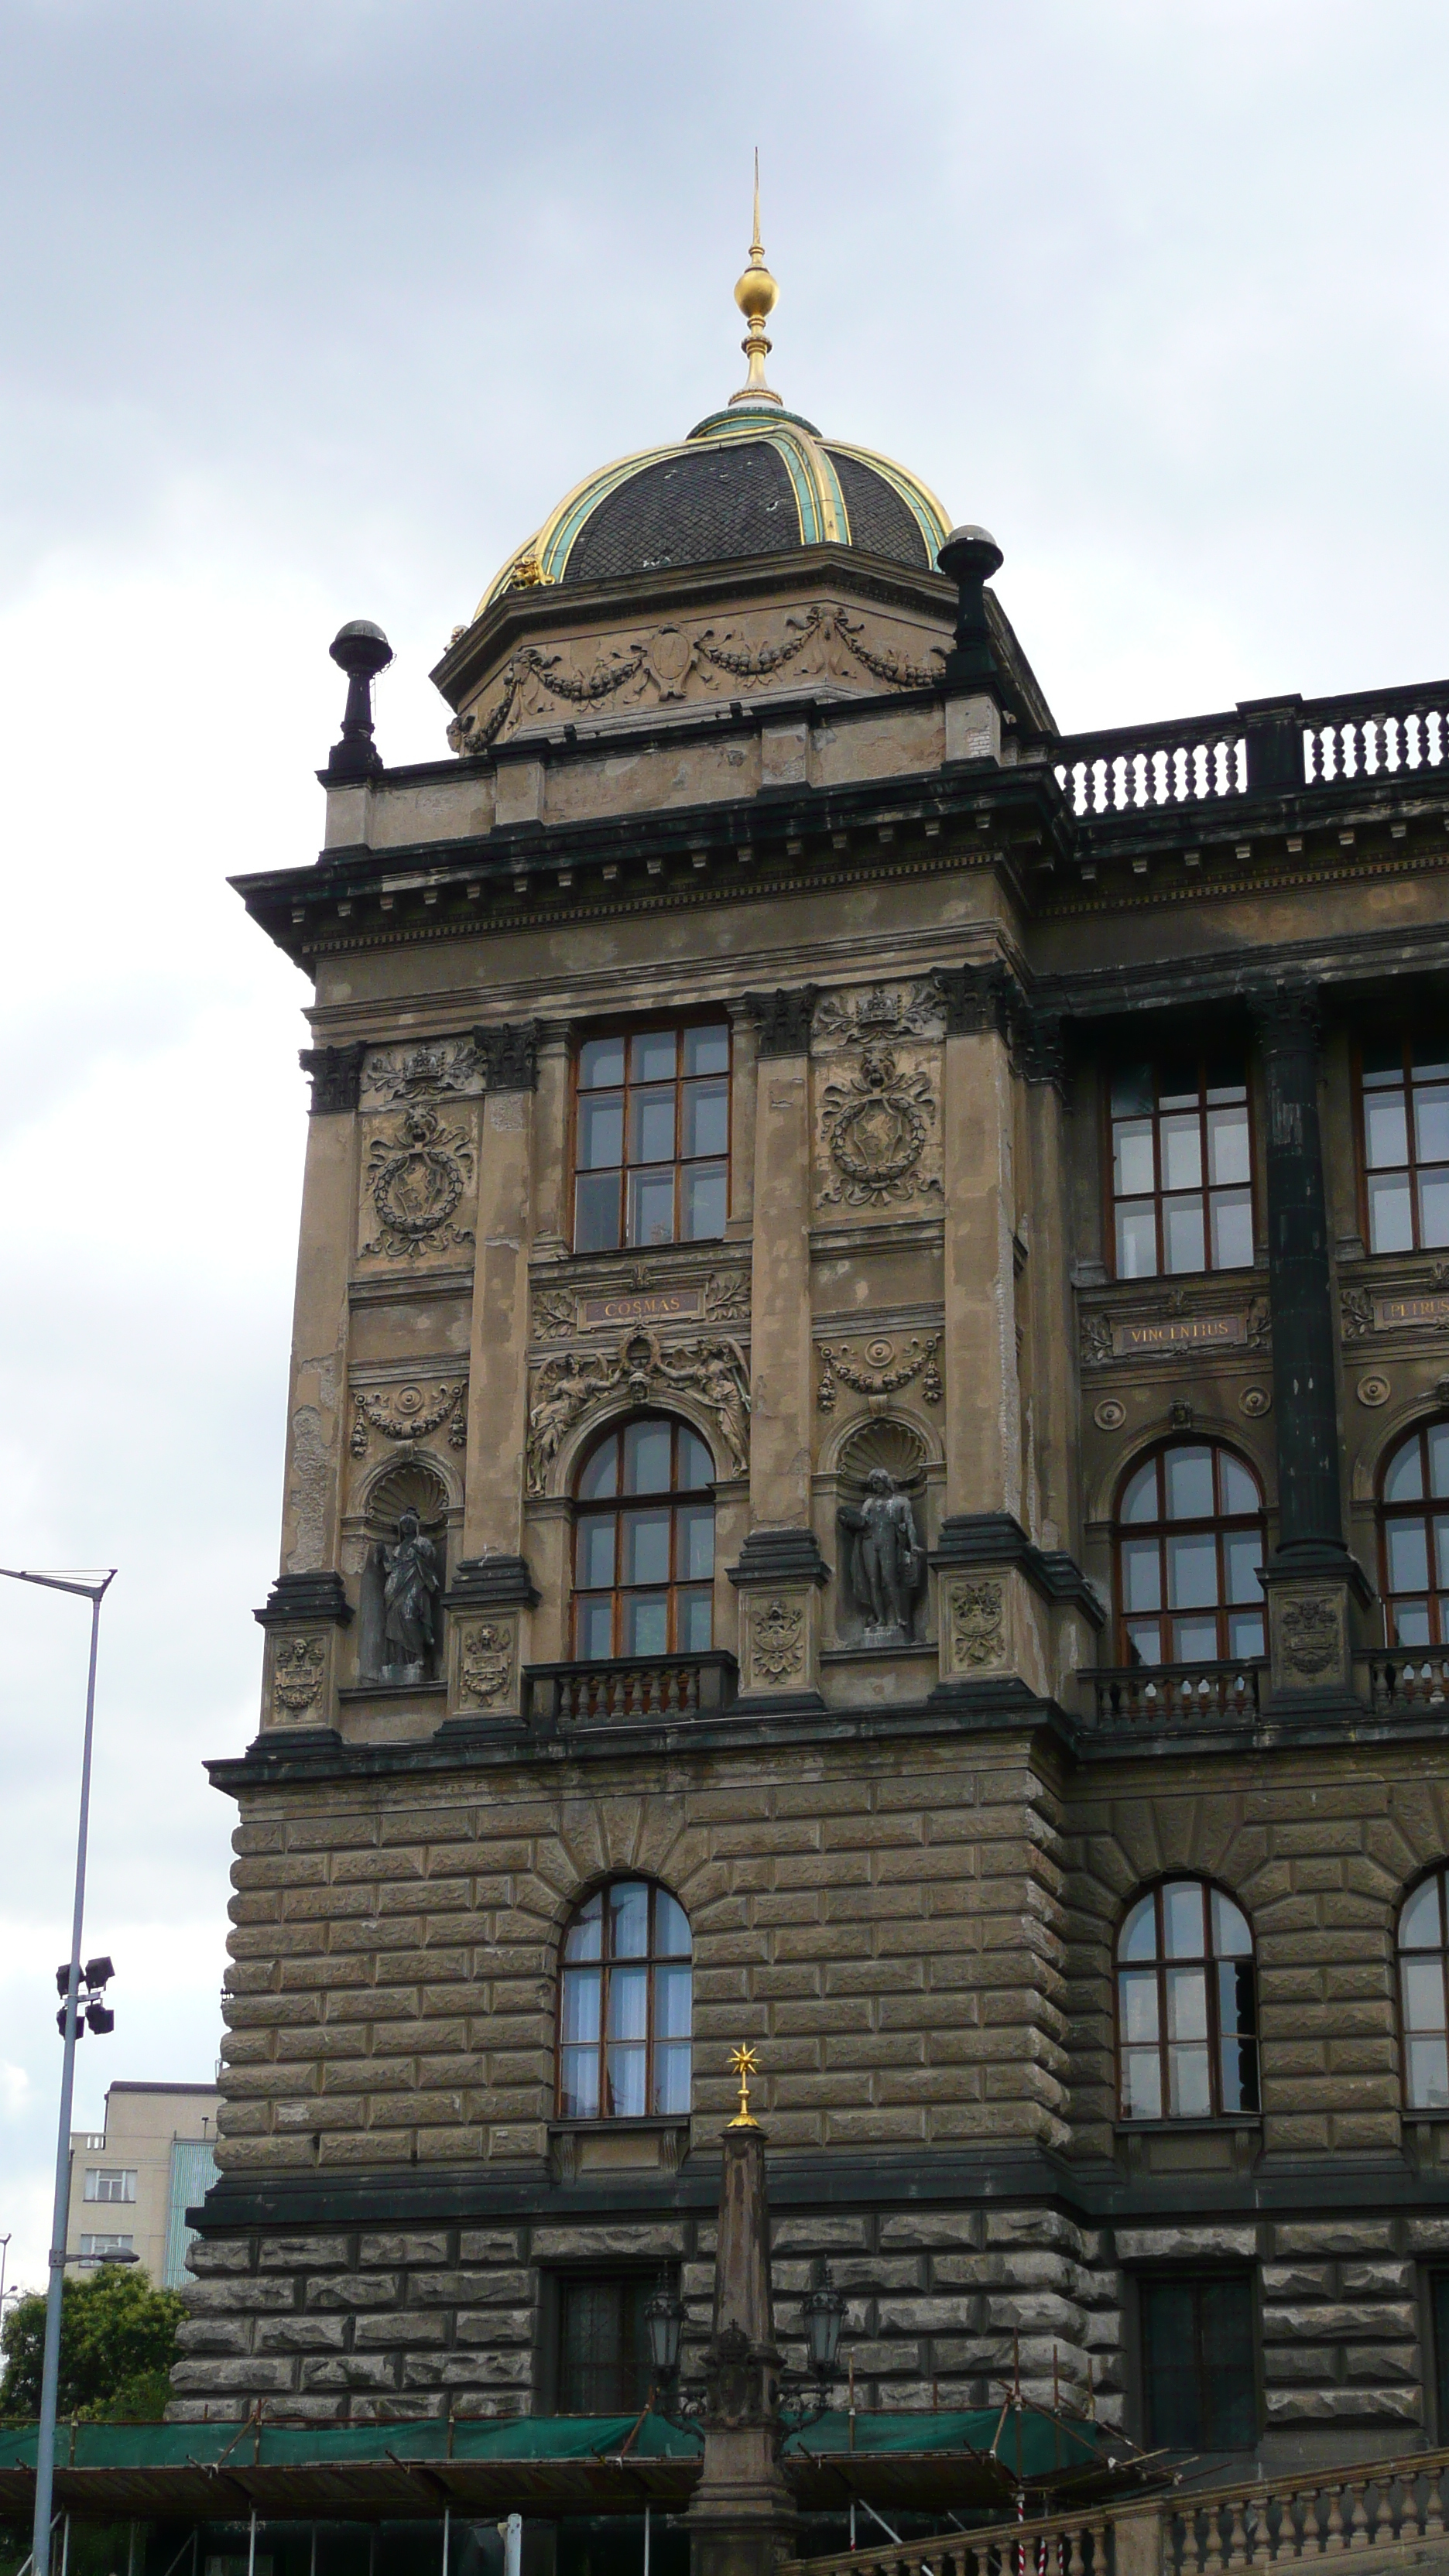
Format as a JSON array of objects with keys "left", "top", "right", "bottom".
[
  {"left": 1086, "top": 1662, "right": 1264, "bottom": 1729},
  {"left": 792, "top": 2437, "right": 1449, "bottom": 2576},
  {"left": 523, "top": 1650, "right": 738, "bottom": 1727},
  {"left": 1053, "top": 679, "right": 1449, "bottom": 817}
]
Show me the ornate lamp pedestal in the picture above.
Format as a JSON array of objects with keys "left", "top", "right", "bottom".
[{"left": 687, "top": 2119, "right": 799, "bottom": 2576}]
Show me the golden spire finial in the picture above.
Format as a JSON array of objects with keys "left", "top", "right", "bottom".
[
  {"left": 726, "top": 2043, "right": 761, "bottom": 2127},
  {"left": 729, "top": 151, "right": 782, "bottom": 409}
]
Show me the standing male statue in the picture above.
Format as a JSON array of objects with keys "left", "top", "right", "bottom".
[
  {"left": 381, "top": 1507, "right": 441, "bottom": 1683},
  {"left": 837, "top": 1468, "right": 924, "bottom": 1642}
]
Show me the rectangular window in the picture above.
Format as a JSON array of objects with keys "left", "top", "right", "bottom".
[
  {"left": 573, "top": 1022, "right": 731, "bottom": 1253},
  {"left": 1108, "top": 1056, "right": 1254, "bottom": 1280},
  {"left": 77, "top": 2233, "right": 135, "bottom": 2262},
  {"left": 555, "top": 2272, "right": 658, "bottom": 2413},
  {"left": 84, "top": 2169, "right": 136, "bottom": 2204},
  {"left": 1359, "top": 1037, "right": 1449, "bottom": 1253},
  {"left": 1140, "top": 2272, "right": 1256, "bottom": 2451}
]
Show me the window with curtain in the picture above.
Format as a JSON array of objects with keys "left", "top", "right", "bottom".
[
  {"left": 1114, "top": 1444, "right": 1266, "bottom": 1667},
  {"left": 572, "top": 1019, "right": 731, "bottom": 1252},
  {"left": 1379, "top": 1422, "right": 1449, "bottom": 1648},
  {"left": 1108, "top": 1053, "right": 1254, "bottom": 1279},
  {"left": 558, "top": 1879, "right": 693, "bottom": 2120},
  {"left": 1117, "top": 1879, "right": 1259, "bottom": 2122},
  {"left": 1358, "top": 1037, "right": 1449, "bottom": 1254},
  {"left": 1398, "top": 1869, "right": 1449, "bottom": 2112},
  {"left": 573, "top": 1416, "right": 715, "bottom": 1661},
  {"left": 555, "top": 2273, "right": 658, "bottom": 2413}
]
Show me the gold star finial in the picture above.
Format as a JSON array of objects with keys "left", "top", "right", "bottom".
[
  {"left": 729, "top": 151, "right": 782, "bottom": 410},
  {"left": 726, "top": 2043, "right": 761, "bottom": 2128}
]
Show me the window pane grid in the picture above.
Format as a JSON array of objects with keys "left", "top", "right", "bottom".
[
  {"left": 1380, "top": 1423, "right": 1449, "bottom": 1648},
  {"left": 1115, "top": 1879, "right": 1259, "bottom": 2124},
  {"left": 558, "top": 1879, "right": 694, "bottom": 2122},
  {"left": 1113, "top": 1444, "right": 1266, "bottom": 1667},
  {"left": 573, "top": 1021, "right": 731, "bottom": 1252},
  {"left": 1360, "top": 1038, "right": 1449, "bottom": 1254},
  {"left": 1398, "top": 1866, "right": 1449, "bottom": 2112},
  {"left": 573, "top": 1418, "right": 715, "bottom": 1660},
  {"left": 1109, "top": 1057, "right": 1253, "bottom": 1281}
]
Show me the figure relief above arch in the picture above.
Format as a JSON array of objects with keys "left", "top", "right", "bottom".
[{"left": 526, "top": 1327, "right": 749, "bottom": 1499}]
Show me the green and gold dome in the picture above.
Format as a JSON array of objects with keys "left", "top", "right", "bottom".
[{"left": 474, "top": 180, "right": 951, "bottom": 615}]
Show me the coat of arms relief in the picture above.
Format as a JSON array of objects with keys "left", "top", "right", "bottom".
[{"left": 811, "top": 981, "right": 944, "bottom": 1214}]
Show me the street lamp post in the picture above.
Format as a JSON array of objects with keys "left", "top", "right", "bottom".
[{"left": 0, "top": 1565, "right": 115, "bottom": 2576}]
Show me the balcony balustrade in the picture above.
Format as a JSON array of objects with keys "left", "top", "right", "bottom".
[
  {"left": 1362, "top": 1650, "right": 1449, "bottom": 1711},
  {"left": 1085, "top": 1660, "right": 1264, "bottom": 1731},
  {"left": 523, "top": 1649, "right": 738, "bottom": 1728},
  {"left": 1052, "top": 677, "right": 1449, "bottom": 817}
]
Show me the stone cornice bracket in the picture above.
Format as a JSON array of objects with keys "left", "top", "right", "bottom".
[
  {"left": 254, "top": 1571, "right": 354, "bottom": 1630},
  {"left": 728, "top": 1528, "right": 831, "bottom": 1589},
  {"left": 300, "top": 1041, "right": 368, "bottom": 1115},
  {"left": 445, "top": 1553, "right": 540, "bottom": 1610},
  {"left": 930, "top": 1512, "right": 1104, "bottom": 1628},
  {"left": 742, "top": 985, "right": 820, "bottom": 1059},
  {"left": 1016, "top": 1006, "right": 1067, "bottom": 1092},
  {"left": 473, "top": 1019, "right": 541, "bottom": 1092},
  {"left": 934, "top": 962, "right": 1021, "bottom": 1043}
]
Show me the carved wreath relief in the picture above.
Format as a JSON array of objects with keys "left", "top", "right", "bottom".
[
  {"left": 351, "top": 1382, "right": 468, "bottom": 1455},
  {"left": 811, "top": 984, "right": 944, "bottom": 1217},
  {"left": 361, "top": 1103, "right": 476, "bottom": 1262},
  {"left": 817, "top": 1333, "right": 942, "bottom": 1412}
]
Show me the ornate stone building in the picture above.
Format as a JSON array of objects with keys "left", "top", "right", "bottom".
[{"left": 183, "top": 228, "right": 1449, "bottom": 2477}]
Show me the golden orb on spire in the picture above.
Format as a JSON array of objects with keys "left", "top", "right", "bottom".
[{"left": 729, "top": 149, "right": 783, "bottom": 408}]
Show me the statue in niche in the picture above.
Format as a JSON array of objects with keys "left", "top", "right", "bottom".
[
  {"left": 359, "top": 1508, "right": 442, "bottom": 1684},
  {"left": 838, "top": 1469, "right": 925, "bottom": 1645}
]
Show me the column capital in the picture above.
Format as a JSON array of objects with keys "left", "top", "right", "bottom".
[
  {"left": 740, "top": 985, "right": 820, "bottom": 1057},
  {"left": 474, "top": 1019, "right": 540, "bottom": 1092},
  {"left": 936, "top": 961, "right": 1020, "bottom": 1042},
  {"left": 299, "top": 1042, "right": 367, "bottom": 1115},
  {"left": 1247, "top": 978, "right": 1322, "bottom": 1053}
]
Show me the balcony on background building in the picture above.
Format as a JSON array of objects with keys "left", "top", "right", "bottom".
[{"left": 523, "top": 1649, "right": 738, "bottom": 1728}]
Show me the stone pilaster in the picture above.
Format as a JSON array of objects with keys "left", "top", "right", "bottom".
[
  {"left": 450, "top": 1022, "right": 543, "bottom": 1721},
  {"left": 730, "top": 988, "right": 825, "bottom": 1711},
  {"left": 1251, "top": 984, "right": 1368, "bottom": 1708}
]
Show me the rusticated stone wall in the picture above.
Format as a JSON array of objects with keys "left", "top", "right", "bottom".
[{"left": 218, "top": 1738, "right": 1069, "bottom": 2176}]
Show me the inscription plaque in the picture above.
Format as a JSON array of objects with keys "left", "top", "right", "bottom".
[
  {"left": 1373, "top": 1294, "right": 1449, "bottom": 1331},
  {"left": 1109, "top": 1314, "right": 1245, "bottom": 1358},
  {"left": 580, "top": 1288, "right": 704, "bottom": 1330}
]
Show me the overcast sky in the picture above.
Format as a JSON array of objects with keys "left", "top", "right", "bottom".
[{"left": 2, "top": 0, "right": 1446, "bottom": 2293}]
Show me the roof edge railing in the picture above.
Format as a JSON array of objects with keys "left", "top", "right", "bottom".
[{"left": 1048, "top": 677, "right": 1449, "bottom": 817}]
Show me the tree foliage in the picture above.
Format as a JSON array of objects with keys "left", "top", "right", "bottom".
[{"left": 0, "top": 2267, "right": 183, "bottom": 2420}]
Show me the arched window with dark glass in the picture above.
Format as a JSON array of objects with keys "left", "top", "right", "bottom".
[
  {"left": 1114, "top": 1443, "right": 1266, "bottom": 1667},
  {"left": 558, "top": 1879, "right": 693, "bottom": 2119},
  {"left": 1398, "top": 1868, "right": 1449, "bottom": 2111},
  {"left": 1379, "top": 1422, "right": 1449, "bottom": 1647},
  {"left": 1116, "top": 1879, "right": 1259, "bottom": 2121},
  {"left": 573, "top": 1415, "right": 714, "bottom": 1661}
]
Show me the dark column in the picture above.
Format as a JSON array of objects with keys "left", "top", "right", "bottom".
[
  {"left": 1252, "top": 985, "right": 1365, "bottom": 1703},
  {"left": 687, "top": 2121, "right": 796, "bottom": 2576}
]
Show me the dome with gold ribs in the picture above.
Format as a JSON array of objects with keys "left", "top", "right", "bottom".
[{"left": 474, "top": 175, "right": 950, "bottom": 615}]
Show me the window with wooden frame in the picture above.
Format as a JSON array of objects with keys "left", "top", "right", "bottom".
[
  {"left": 1398, "top": 1867, "right": 1449, "bottom": 2112},
  {"left": 1358, "top": 1036, "right": 1449, "bottom": 1255},
  {"left": 1108, "top": 1052, "right": 1254, "bottom": 1279},
  {"left": 573, "top": 1415, "right": 715, "bottom": 1662},
  {"left": 572, "top": 1019, "right": 731, "bottom": 1254},
  {"left": 558, "top": 1879, "right": 693, "bottom": 2120},
  {"left": 1379, "top": 1422, "right": 1449, "bottom": 1649},
  {"left": 1139, "top": 2272, "right": 1257, "bottom": 2450},
  {"left": 1114, "top": 1443, "right": 1266, "bottom": 1668},
  {"left": 1117, "top": 1879, "right": 1259, "bottom": 2122}
]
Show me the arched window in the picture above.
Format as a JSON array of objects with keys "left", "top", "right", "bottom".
[
  {"left": 558, "top": 1880, "right": 692, "bottom": 2119},
  {"left": 1115, "top": 1443, "right": 1266, "bottom": 1667},
  {"left": 574, "top": 1415, "right": 714, "bottom": 1661},
  {"left": 1117, "top": 1879, "right": 1259, "bottom": 2121},
  {"left": 1379, "top": 1422, "right": 1449, "bottom": 1647},
  {"left": 1398, "top": 1869, "right": 1449, "bottom": 2110}
]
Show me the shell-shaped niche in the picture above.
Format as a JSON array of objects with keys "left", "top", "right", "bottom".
[
  {"left": 835, "top": 1416, "right": 929, "bottom": 1497},
  {"left": 364, "top": 1457, "right": 450, "bottom": 1538}
]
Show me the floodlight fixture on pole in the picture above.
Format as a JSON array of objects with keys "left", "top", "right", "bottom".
[{"left": 0, "top": 1564, "right": 116, "bottom": 2576}]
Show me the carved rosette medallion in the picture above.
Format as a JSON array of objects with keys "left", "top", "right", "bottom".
[
  {"left": 266, "top": 1632, "right": 330, "bottom": 1727},
  {"left": 946, "top": 1579, "right": 1008, "bottom": 1676},
  {"left": 526, "top": 1330, "right": 748, "bottom": 1496},
  {"left": 452, "top": 1616, "right": 519, "bottom": 1718},
  {"left": 747, "top": 1599, "right": 805, "bottom": 1687},
  {"left": 817, "top": 1045, "right": 942, "bottom": 1211},
  {"left": 351, "top": 1382, "right": 468, "bottom": 1456},
  {"left": 361, "top": 1103, "right": 476, "bottom": 1262}
]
